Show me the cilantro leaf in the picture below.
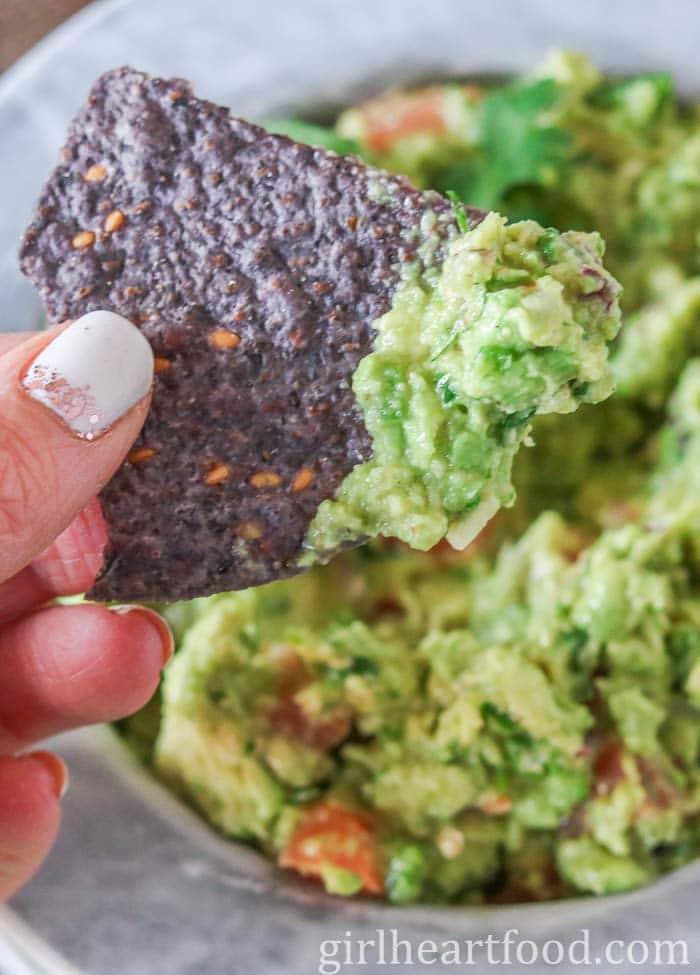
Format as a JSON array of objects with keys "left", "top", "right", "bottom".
[
  {"left": 446, "top": 189, "right": 470, "bottom": 233},
  {"left": 440, "top": 79, "right": 571, "bottom": 212},
  {"left": 265, "top": 118, "right": 362, "bottom": 156}
]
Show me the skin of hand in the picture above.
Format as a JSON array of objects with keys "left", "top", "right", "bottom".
[{"left": 0, "top": 313, "right": 173, "bottom": 901}]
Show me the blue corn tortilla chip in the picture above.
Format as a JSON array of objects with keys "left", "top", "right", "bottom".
[{"left": 19, "top": 67, "right": 478, "bottom": 601}]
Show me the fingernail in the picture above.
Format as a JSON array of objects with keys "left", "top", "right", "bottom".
[
  {"left": 110, "top": 605, "right": 174, "bottom": 666},
  {"left": 21, "top": 310, "right": 153, "bottom": 440},
  {"left": 30, "top": 751, "right": 69, "bottom": 799}
]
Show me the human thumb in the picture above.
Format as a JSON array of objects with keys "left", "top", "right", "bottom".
[{"left": 0, "top": 311, "right": 153, "bottom": 583}]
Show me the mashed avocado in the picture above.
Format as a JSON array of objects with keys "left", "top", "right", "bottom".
[
  {"left": 302, "top": 213, "right": 619, "bottom": 557},
  {"left": 151, "top": 401, "right": 700, "bottom": 902},
  {"left": 120, "top": 51, "right": 700, "bottom": 904}
]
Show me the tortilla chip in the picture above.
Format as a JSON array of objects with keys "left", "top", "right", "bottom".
[{"left": 20, "top": 68, "right": 472, "bottom": 601}]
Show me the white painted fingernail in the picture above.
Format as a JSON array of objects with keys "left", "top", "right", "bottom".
[{"left": 21, "top": 311, "right": 153, "bottom": 440}]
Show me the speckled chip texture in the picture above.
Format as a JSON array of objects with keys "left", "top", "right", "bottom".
[{"left": 19, "top": 67, "right": 471, "bottom": 601}]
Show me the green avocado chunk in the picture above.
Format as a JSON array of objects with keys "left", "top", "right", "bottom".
[{"left": 557, "top": 837, "right": 652, "bottom": 895}]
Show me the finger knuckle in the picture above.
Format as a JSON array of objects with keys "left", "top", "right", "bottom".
[{"left": 0, "top": 415, "right": 54, "bottom": 548}]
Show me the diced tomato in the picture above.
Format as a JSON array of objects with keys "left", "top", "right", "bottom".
[
  {"left": 592, "top": 737, "right": 627, "bottom": 796},
  {"left": 591, "top": 738, "right": 681, "bottom": 814},
  {"left": 475, "top": 792, "right": 513, "bottom": 815},
  {"left": 279, "top": 802, "right": 384, "bottom": 895},
  {"left": 266, "top": 646, "right": 308, "bottom": 694},
  {"left": 267, "top": 696, "right": 351, "bottom": 751},
  {"left": 354, "top": 84, "right": 481, "bottom": 154},
  {"left": 264, "top": 647, "right": 352, "bottom": 750}
]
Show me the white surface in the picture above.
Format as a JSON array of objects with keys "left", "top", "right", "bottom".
[
  {"left": 0, "top": 908, "right": 82, "bottom": 975},
  {"left": 1, "top": 1, "right": 700, "bottom": 973}
]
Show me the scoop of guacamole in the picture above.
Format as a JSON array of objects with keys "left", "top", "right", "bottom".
[
  {"left": 302, "top": 212, "right": 620, "bottom": 558},
  {"left": 120, "top": 51, "right": 700, "bottom": 904}
]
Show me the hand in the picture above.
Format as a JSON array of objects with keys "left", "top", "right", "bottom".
[{"left": 0, "top": 312, "right": 172, "bottom": 900}]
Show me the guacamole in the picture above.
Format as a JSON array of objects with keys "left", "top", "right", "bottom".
[
  {"left": 120, "top": 51, "right": 700, "bottom": 904},
  {"left": 302, "top": 213, "right": 619, "bottom": 558}
]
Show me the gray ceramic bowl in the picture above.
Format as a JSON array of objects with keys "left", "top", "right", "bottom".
[{"left": 1, "top": 1, "right": 699, "bottom": 972}]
